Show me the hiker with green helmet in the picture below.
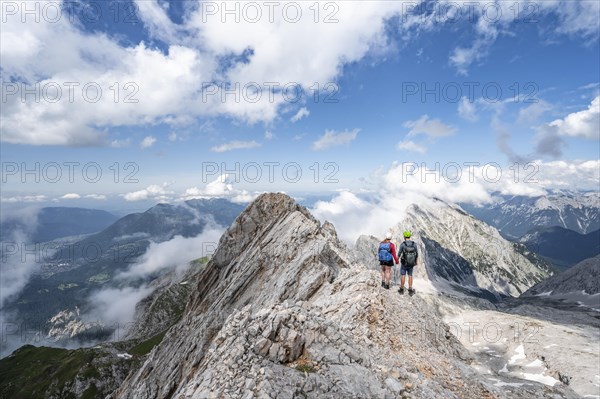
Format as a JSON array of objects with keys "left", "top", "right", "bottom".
[{"left": 398, "top": 230, "right": 418, "bottom": 296}]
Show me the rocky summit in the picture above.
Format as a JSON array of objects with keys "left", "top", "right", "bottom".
[{"left": 112, "top": 193, "right": 577, "bottom": 399}]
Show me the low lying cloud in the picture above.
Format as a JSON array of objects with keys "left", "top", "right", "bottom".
[
  {"left": 0, "top": 205, "right": 229, "bottom": 353},
  {"left": 86, "top": 285, "right": 154, "bottom": 328},
  {"left": 117, "top": 224, "right": 224, "bottom": 280},
  {"left": 83, "top": 221, "right": 225, "bottom": 333},
  {"left": 0, "top": 207, "right": 42, "bottom": 307}
]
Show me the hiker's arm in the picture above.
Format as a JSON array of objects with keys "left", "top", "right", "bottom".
[{"left": 391, "top": 243, "right": 399, "bottom": 264}]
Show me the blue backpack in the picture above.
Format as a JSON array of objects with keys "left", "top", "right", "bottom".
[{"left": 378, "top": 242, "right": 393, "bottom": 262}]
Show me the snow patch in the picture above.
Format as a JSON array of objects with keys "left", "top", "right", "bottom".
[
  {"left": 521, "top": 372, "right": 559, "bottom": 386},
  {"left": 488, "top": 378, "right": 524, "bottom": 388},
  {"left": 509, "top": 344, "right": 527, "bottom": 365},
  {"left": 117, "top": 353, "right": 133, "bottom": 359},
  {"left": 577, "top": 301, "right": 600, "bottom": 313},
  {"left": 525, "top": 359, "right": 544, "bottom": 368}
]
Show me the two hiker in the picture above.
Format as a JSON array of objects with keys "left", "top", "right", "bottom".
[{"left": 378, "top": 231, "right": 418, "bottom": 295}]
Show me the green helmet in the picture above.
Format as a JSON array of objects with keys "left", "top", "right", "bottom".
[{"left": 403, "top": 230, "right": 412, "bottom": 238}]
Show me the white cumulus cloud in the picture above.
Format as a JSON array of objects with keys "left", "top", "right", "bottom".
[
  {"left": 405, "top": 115, "right": 456, "bottom": 138},
  {"left": 312, "top": 128, "right": 359, "bottom": 151},
  {"left": 548, "top": 96, "right": 599, "bottom": 140},
  {"left": 85, "top": 194, "right": 107, "bottom": 200},
  {"left": 140, "top": 136, "right": 157, "bottom": 149},
  {"left": 458, "top": 96, "right": 479, "bottom": 122},
  {"left": 123, "top": 183, "right": 174, "bottom": 202},
  {"left": 1, "top": 195, "right": 48, "bottom": 203},
  {"left": 60, "top": 193, "right": 81, "bottom": 199},
  {"left": 210, "top": 140, "right": 261, "bottom": 153},
  {"left": 397, "top": 140, "right": 426, "bottom": 153},
  {"left": 181, "top": 174, "right": 257, "bottom": 204},
  {"left": 290, "top": 107, "right": 310, "bottom": 123},
  {"left": 0, "top": 1, "right": 413, "bottom": 146}
]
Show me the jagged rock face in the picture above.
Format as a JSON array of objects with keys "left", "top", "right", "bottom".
[
  {"left": 387, "top": 200, "right": 553, "bottom": 298},
  {"left": 125, "top": 265, "right": 197, "bottom": 341},
  {"left": 46, "top": 307, "right": 88, "bottom": 341},
  {"left": 114, "top": 193, "right": 576, "bottom": 399}
]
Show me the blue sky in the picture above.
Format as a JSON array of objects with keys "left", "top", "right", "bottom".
[{"left": 1, "top": 0, "right": 599, "bottom": 212}]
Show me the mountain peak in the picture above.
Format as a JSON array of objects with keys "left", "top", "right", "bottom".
[
  {"left": 115, "top": 193, "right": 361, "bottom": 398},
  {"left": 211, "top": 192, "right": 320, "bottom": 268},
  {"left": 242, "top": 192, "right": 307, "bottom": 218}
]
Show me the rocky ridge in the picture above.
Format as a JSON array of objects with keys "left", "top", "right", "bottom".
[{"left": 113, "top": 193, "right": 576, "bottom": 399}]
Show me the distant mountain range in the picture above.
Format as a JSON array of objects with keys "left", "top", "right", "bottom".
[
  {"left": 1, "top": 198, "right": 246, "bottom": 351},
  {"left": 0, "top": 207, "right": 119, "bottom": 243},
  {"left": 462, "top": 191, "right": 599, "bottom": 240},
  {"left": 519, "top": 226, "right": 600, "bottom": 270}
]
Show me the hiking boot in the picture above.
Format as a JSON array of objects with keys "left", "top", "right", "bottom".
[
  {"left": 398, "top": 287, "right": 404, "bottom": 294},
  {"left": 381, "top": 281, "right": 385, "bottom": 288},
  {"left": 385, "top": 283, "right": 390, "bottom": 290},
  {"left": 408, "top": 288, "right": 415, "bottom": 296}
]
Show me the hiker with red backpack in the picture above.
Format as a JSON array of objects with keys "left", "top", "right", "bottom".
[
  {"left": 378, "top": 232, "right": 399, "bottom": 289},
  {"left": 398, "top": 231, "right": 418, "bottom": 296}
]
